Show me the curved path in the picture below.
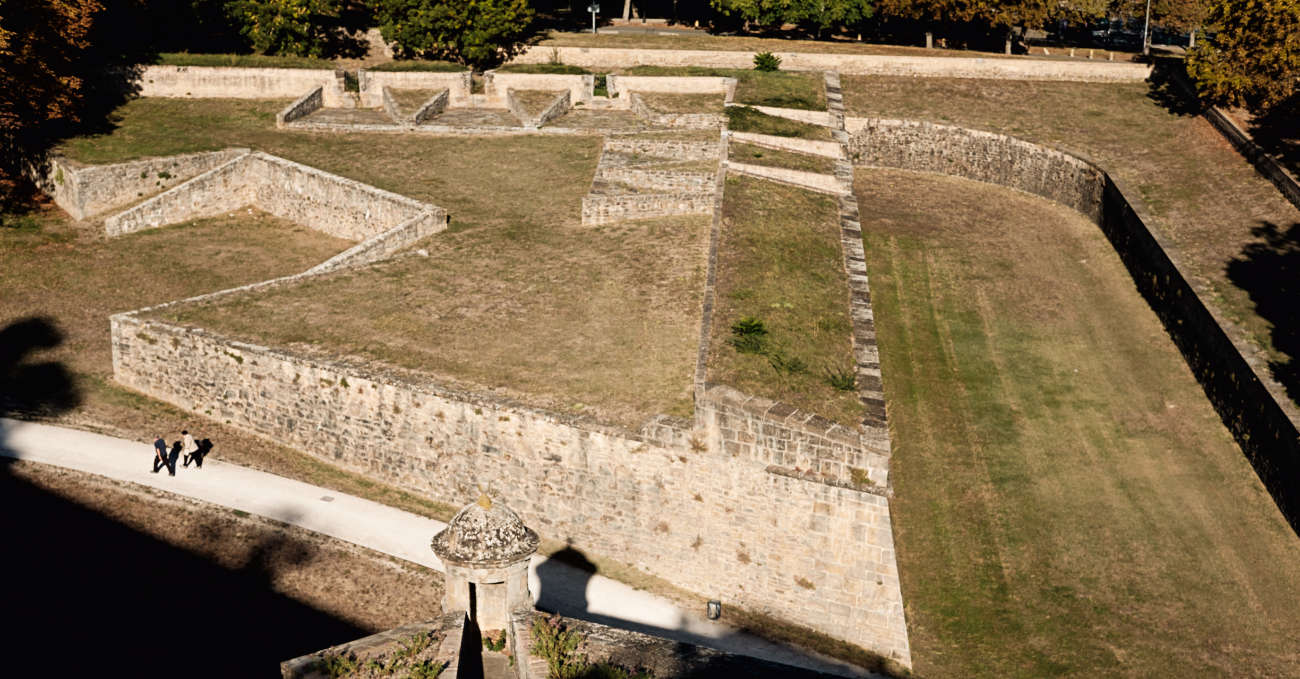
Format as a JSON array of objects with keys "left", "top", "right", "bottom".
[{"left": 0, "top": 418, "right": 869, "bottom": 677}]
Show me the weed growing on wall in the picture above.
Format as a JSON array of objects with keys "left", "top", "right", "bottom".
[{"left": 531, "top": 615, "right": 652, "bottom": 679}]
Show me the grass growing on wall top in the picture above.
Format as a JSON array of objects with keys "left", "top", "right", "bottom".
[
  {"left": 725, "top": 106, "right": 831, "bottom": 140},
  {"left": 496, "top": 63, "right": 590, "bottom": 74},
  {"left": 708, "top": 175, "right": 861, "bottom": 426},
  {"left": 858, "top": 168, "right": 1300, "bottom": 678},
  {"left": 839, "top": 74, "right": 1300, "bottom": 412},
  {"left": 156, "top": 52, "right": 335, "bottom": 69},
  {"left": 367, "top": 60, "right": 466, "bottom": 72},
  {"left": 621, "top": 65, "right": 826, "bottom": 111},
  {"left": 728, "top": 141, "right": 836, "bottom": 174}
]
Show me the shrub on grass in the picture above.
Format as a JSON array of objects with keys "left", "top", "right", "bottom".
[
  {"left": 753, "top": 51, "right": 781, "bottom": 72},
  {"left": 825, "top": 364, "right": 856, "bottom": 391},
  {"left": 728, "top": 316, "right": 768, "bottom": 354}
]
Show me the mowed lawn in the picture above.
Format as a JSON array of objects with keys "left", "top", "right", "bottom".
[
  {"left": 841, "top": 75, "right": 1300, "bottom": 408},
  {"left": 858, "top": 169, "right": 1300, "bottom": 677}
]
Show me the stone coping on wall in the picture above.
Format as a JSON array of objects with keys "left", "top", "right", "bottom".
[
  {"left": 512, "top": 45, "right": 1152, "bottom": 82},
  {"left": 729, "top": 130, "right": 843, "bottom": 158}
]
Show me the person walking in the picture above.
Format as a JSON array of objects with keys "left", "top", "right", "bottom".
[
  {"left": 152, "top": 435, "right": 168, "bottom": 473},
  {"left": 181, "top": 430, "right": 198, "bottom": 468},
  {"left": 166, "top": 440, "right": 181, "bottom": 476}
]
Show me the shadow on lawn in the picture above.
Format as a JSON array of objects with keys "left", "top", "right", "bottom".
[
  {"left": 0, "top": 316, "right": 367, "bottom": 676},
  {"left": 1226, "top": 222, "right": 1300, "bottom": 405}
]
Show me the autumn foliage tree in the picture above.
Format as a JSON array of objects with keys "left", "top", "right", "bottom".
[
  {"left": 0, "top": 0, "right": 103, "bottom": 208},
  {"left": 1187, "top": 0, "right": 1300, "bottom": 113},
  {"left": 374, "top": 0, "right": 534, "bottom": 68},
  {"left": 710, "top": 0, "right": 875, "bottom": 36}
]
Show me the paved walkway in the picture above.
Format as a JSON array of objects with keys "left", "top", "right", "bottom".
[{"left": 0, "top": 418, "right": 869, "bottom": 677}]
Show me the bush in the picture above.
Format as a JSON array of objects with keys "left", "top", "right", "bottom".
[
  {"left": 374, "top": 0, "right": 535, "bottom": 69},
  {"left": 753, "top": 51, "right": 781, "bottom": 72},
  {"left": 728, "top": 316, "right": 768, "bottom": 354},
  {"left": 825, "top": 365, "right": 856, "bottom": 391}
]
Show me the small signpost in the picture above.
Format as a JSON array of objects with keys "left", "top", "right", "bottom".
[{"left": 588, "top": 2, "right": 599, "bottom": 34}]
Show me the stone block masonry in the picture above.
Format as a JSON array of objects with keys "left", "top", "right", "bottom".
[
  {"left": 581, "top": 136, "right": 724, "bottom": 226},
  {"left": 136, "top": 65, "right": 352, "bottom": 107},
  {"left": 39, "top": 149, "right": 249, "bottom": 221},
  {"left": 104, "top": 151, "right": 437, "bottom": 242},
  {"left": 847, "top": 115, "right": 1300, "bottom": 532},
  {"left": 276, "top": 87, "right": 323, "bottom": 127},
  {"left": 513, "top": 46, "right": 1152, "bottom": 82},
  {"left": 109, "top": 314, "right": 910, "bottom": 665},
  {"left": 357, "top": 70, "right": 471, "bottom": 108}
]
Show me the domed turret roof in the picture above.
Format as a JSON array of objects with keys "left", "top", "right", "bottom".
[{"left": 431, "top": 494, "right": 539, "bottom": 567}]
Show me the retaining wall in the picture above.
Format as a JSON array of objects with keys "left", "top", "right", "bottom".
[
  {"left": 513, "top": 46, "right": 1152, "bottom": 81},
  {"left": 490, "top": 71, "right": 593, "bottom": 106},
  {"left": 41, "top": 149, "right": 248, "bottom": 220},
  {"left": 358, "top": 70, "right": 471, "bottom": 108},
  {"left": 136, "top": 65, "right": 350, "bottom": 107},
  {"left": 507, "top": 89, "right": 571, "bottom": 129},
  {"left": 730, "top": 131, "right": 842, "bottom": 158},
  {"left": 276, "top": 87, "right": 323, "bottom": 127},
  {"left": 607, "top": 74, "right": 737, "bottom": 102},
  {"left": 103, "top": 152, "right": 434, "bottom": 241},
  {"left": 847, "top": 116, "right": 1300, "bottom": 531},
  {"left": 630, "top": 93, "right": 725, "bottom": 130},
  {"left": 109, "top": 314, "right": 910, "bottom": 664},
  {"left": 581, "top": 192, "right": 715, "bottom": 225}
]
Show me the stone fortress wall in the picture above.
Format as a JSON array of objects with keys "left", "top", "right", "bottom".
[
  {"left": 110, "top": 314, "right": 911, "bottom": 664},
  {"left": 39, "top": 149, "right": 248, "bottom": 220},
  {"left": 846, "top": 117, "right": 1300, "bottom": 528},
  {"left": 136, "top": 65, "right": 353, "bottom": 106}
]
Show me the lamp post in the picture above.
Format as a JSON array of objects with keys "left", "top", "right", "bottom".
[
  {"left": 589, "top": 2, "right": 599, "bottom": 34},
  {"left": 1142, "top": 0, "right": 1152, "bottom": 56}
]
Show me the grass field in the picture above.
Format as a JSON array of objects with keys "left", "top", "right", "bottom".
[
  {"left": 729, "top": 141, "right": 836, "bottom": 174},
  {"left": 156, "top": 52, "right": 335, "bottom": 69},
  {"left": 726, "top": 106, "right": 831, "bottom": 139},
  {"left": 841, "top": 75, "right": 1300, "bottom": 406},
  {"left": 155, "top": 213, "right": 709, "bottom": 429},
  {"left": 638, "top": 92, "right": 725, "bottom": 113},
  {"left": 709, "top": 175, "right": 860, "bottom": 426},
  {"left": 619, "top": 66, "right": 826, "bottom": 110},
  {"left": 859, "top": 168, "right": 1300, "bottom": 678}
]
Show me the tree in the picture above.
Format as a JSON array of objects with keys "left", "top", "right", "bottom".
[
  {"left": 226, "top": 0, "right": 340, "bottom": 56},
  {"left": 878, "top": 0, "right": 1049, "bottom": 51},
  {"left": 374, "top": 0, "right": 535, "bottom": 68},
  {"left": 1187, "top": 0, "right": 1300, "bottom": 113},
  {"left": 0, "top": 0, "right": 101, "bottom": 208},
  {"left": 710, "top": 0, "right": 874, "bottom": 35}
]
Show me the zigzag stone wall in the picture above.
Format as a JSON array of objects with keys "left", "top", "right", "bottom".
[
  {"left": 40, "top": 149, "right": 248, "bottom": 220},
  {"left": 110, "top": 314, "right": 911, "bottom": 665}
]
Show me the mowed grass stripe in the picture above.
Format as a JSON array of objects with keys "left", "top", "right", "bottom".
[
  {"left": 709, "top": 174, "right": 860, "bottom": 426},
  {"left": 859, "top": 168, "right": 1300, "bottom": 678}
]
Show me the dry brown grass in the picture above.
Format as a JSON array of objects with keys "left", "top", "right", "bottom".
[
  {"left": 154, "top": 214, "right": 710, "bottom": 429},
  {"left": 840, "top": 75, "right": 1300, "bottom": 403},
  {"left": 728, "top": 141, "right": 835, "bottom": 174},
  {"left": 387, "top": 88, "right": 442, "bottom": 116},
  {"left": 709, "top": 175, "right": 860, "bottom": 426},
  {"left": 859, "top": 168, "right": 1300, "bottom": 678},
  {"left": 511, "top": 89, "right": 565, "bottom": 117},
  {"left": 637, "top": 92, "right": 725, "bottom": 114}
]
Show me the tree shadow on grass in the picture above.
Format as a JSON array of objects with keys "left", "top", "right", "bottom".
[
  {"left": 1145, "top": 57, "right": 1203, "bottom": 117},
  {"left": 1226, "top": 222, "right": 1300, "bottom": 404}
]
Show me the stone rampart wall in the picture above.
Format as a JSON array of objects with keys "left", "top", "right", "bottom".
[
  {"left": 581, "top": 193, "right": 714, "bottom": 225},
  {"left": 41, "top": 149, "right": 248, "bottom": 221},
  {"left": 109, "top": 316, "right": 910, "bottom": 664},
  {"left": 358, "top": 70, "right": 471, "bottom": 108},
  {"left": 513, "top": 46, "right": 1152, "bottom": 82},
  {"left": 103, "top": 152, "right": 433, "bottom": 242},
  {"left": 276, "top": 87, "right": 323, "bottom": 127},
  {"left": 847, "top": 116, "right": 1300, "bottom": 530},
  {"left": 104, "top": 157, "right": 255, "bottom": 236},
  {"left": 136, "top": 65, "right": 350, "bottom": 107},
  {"left": 506, "top": 89, "right": 571, "bottom": 129},
  {"left": 729, "top": 131, "right": 842, "bottom": 158},
  {"left": 629, "top": 94, "right": 724, "bottom": 130},
  {"left": 597, "top": 167, "right": 716, "bottom": 193},
  {"left": 603, "top": 137, "right": 722, "bottom": 160},
  {"left": 608, "top": 75, "right": 737, "bottom": 103},
  {"left": 490, "top": 71, "right": 593, "bottom": 106},
  {"left": 412, "top": 90, "right": 449, "bottom": 124}
]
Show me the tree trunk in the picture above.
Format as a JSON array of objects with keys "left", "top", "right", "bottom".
[
  {"left": 925, "top": 31, "right": 933, "bottom": 49},
  {"left": 1188, "top": 29, "right": 1196, "bottom": 49},
  {"left": 622, "top": 0, "right": 631, "bottom": 21}
]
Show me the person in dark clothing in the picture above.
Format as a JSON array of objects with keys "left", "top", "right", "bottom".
[
  {"left": 188, "top": 438, "right": 213, "bottom": 468},
  {"left": 166, "top": 440, "right": 181, "bottom": 476},
  {"left": 152, "top": 435, "right": 168, "bottom": 473}
]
